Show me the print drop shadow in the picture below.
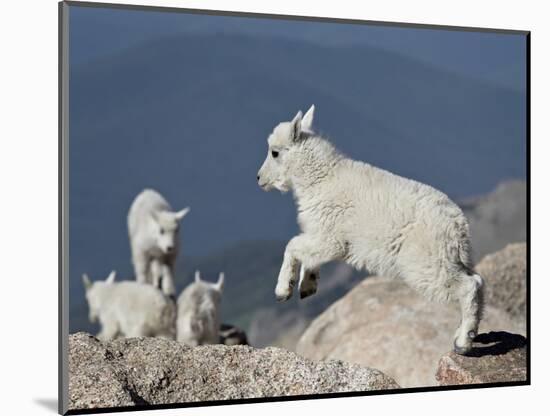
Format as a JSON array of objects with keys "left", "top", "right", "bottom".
[
  {"left": 33, "top": 398, "right": 58, "bottom": 413},
  {"left": 465, "top": 331, "right": 526, "bottom": 358}
]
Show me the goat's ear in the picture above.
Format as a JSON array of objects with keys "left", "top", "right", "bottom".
[
  {"left": 175, "top": 207, "right": 190, "bottom": 221},
  {"left": 82, "top": 274, "right": 92, "bottom": 291},
  {"left": 290, "top": 110, "right": 303, "bottom": 142},
  {"left": 106, "top": 270, "right": 116, "bottom": 284},
  {"left": 301, "top": 104, "right": 315, "bottom": 133},
  {"left": 216, "top": 272, "right": 225, "bottom": 291},
  {"left": 194, "top": 270, "right": 201, "bottom": 282}
]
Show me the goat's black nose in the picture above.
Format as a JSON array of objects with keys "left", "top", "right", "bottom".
[
  {"left": 257, "top": 175, "right": 260, "bottom": 181},
  {"left": 166, "top": 246, "right": 174, "bottom": 252}
]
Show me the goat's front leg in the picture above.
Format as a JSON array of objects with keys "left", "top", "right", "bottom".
[
  {"left": 298, "top": 265, "right": 320, "bottom": 299},
  {"left": 275, "top": 247, "right": 300, "bottom": 302},
  {"left": 97, "top": 320, "right": 119, "bottom": 341},
  {"left": 150, "top": 258, "right": 162, "bottom": 289},
  {"left": 133, "top": 253, "right": 149, "bottom": 285},
  {"left": 161, "top": 263, "right": 176, "bottom": 298},
  {"left": 275, "top": 234, "right": 340, "bottom": 302}
]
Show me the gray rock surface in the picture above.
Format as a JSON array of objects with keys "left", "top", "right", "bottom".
[
  {"left": 69, "top": 332, "right": 399, "bottom": 411},
  {"left": 436, "top": 331, "right": 527, "bottom": 385},
  {"left": 296, "top": 276, "right": 525, "bottom": 388},
  {"left": 476, "top": 242, "right": 526, "bottom": 320},
  {"left": 460, "top": 180, "right": 526, "bottom": 262}
]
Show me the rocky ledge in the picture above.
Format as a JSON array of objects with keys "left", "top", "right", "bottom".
[
  {"left": 68, "top": 332, "right": 399, "bottom": 410},
  {"left": 296, "top": 276, "right": 525, "bottom": 388},
  {"left": 436, "top": 331, "right": 527, "bottom": 385}
]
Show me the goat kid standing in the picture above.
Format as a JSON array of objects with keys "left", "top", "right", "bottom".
[
  {"left": 128, "top": 189, "right": 190, "bottom": 297},
  {"left": 177, "top": 271, "right": 224, "bottom": 346}
]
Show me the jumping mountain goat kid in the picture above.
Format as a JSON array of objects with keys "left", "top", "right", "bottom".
[
  {"left": 176, "top": 271, "right": 224, "bottom": 346},
  {"left": 256, "top": 105, "right": 484, "bottom": 354},
  {"left": 128, "top": 189, "right": 190, "bottom": 297},
  {"left": 82, "top": 271, "right": 176, "bottom": 341}
]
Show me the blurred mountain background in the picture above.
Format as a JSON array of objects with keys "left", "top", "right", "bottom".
[{"left": 67, "top": 6, "right": 527, "bottom": 344}]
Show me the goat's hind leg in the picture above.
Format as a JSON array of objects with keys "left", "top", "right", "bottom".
[{"left": 453, "top": 272, "right": 484, "bottom": 355}]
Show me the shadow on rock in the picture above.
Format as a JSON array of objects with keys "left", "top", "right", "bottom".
[{"left": 466, "top": 331, "right": 527, "bottom": 358}]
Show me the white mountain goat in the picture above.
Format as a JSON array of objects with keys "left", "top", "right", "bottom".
[
  {"left": 128, "top": 189, "right": 190, "bottom": 297},
  {"left": 82, "top": 271, "right": 176, "bottom": 341},
  {"left": 176, "top": 271, "right": 224, "bottom": 346},
  {"left": 256, "top": 105, "right": 484, "bottom": 354}
]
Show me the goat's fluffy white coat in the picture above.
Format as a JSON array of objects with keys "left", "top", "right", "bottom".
[
  {"left": 176, "top": 271, "right": 224, "bottom": 346},
  {"left": 128, "top": 189, "right": 189, "bottom": 296},
  {"left": 82, "top": 271, "right": 176, "bottom": 341},
  {"left": 257, "top": 105, "right": 484, "bottom": 354}
]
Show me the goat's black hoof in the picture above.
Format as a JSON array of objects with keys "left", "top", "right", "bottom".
[
  {"left": 276, "top": 293, "right": 292, "bottom": 302},
  {"left": 300, "top": 288, "right": 317, "bottom": 299}
]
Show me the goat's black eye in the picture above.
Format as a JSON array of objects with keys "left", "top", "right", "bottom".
[
  {"left": 160, "top": 228, "right": 165, "bottom": 235},
  {"left": 271, "top": 150, "right": 279, "bottom": 158}
]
